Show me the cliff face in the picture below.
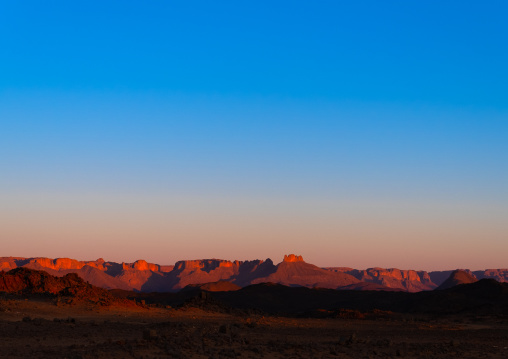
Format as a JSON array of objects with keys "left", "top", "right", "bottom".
[
  {"left": 354, "top": 268, "right": 435, "bottom": 292},
  {"left": 26, "top": 258, "right": 86, "bottom": 271},
  {"left": 326, "top": 267, "right": 436, "bottom": 292},
  {"left": 283, "top": 254, "right": 304, "bottom": 262},
  {"left": 474, "top": 269, "right": 508, "bottom": 282},
  {"left": 1, "top": 256, "right": 507, "bottom": 293},
  {"left": 253, "top": 256, "right": 360, "bottom": 289},
  {"left": 168, "top": 259, "right": 276, "bottom": 290},
  {"left": 0, "top": 257, "right": 20, "bottom": 271},
  {"left": 173, "top": 259, "right": 235, "bottom": 272},
  {"left": 122, "top": 260, "right": 160, "bottom": 272}
]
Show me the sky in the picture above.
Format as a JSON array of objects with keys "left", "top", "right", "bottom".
[{"left": 1, "top": 1, "right": 507, "bottom": 270}]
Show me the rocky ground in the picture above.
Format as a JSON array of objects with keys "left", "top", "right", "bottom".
[{"left": 1, "top": 296, "right": 508, "bottom": 359}]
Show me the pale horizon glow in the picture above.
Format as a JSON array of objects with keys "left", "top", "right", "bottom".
[{"left": 2, "top": 190, "right": 506, "bottom": 271}]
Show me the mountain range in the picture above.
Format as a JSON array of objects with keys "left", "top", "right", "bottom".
[{"left": 1, "top": 254, "right": 506, "bottom": 293}]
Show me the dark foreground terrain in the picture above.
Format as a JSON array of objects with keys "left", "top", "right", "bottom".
[
  {"left": 1, "top": 295, "right": 508, "bottom": 359},
  {"left": 1, "top": 268, "right": 508, "bottom": 358}
]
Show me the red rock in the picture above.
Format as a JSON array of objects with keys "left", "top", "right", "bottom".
[
  {"left": 2, "top": 255, "right": 506, "bottom": 294},
  {"left": 283, "top": 254, "right": 304, "bottom": 262},
  {"left": 436, "top": 270, "right": 478, "bottom": 290}
]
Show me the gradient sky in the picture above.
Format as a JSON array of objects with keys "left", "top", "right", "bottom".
[{"left": 1, "top": 1, "right": 507, "bottom": 270}]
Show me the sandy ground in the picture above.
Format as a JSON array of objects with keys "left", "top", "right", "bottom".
[{"left": 1, "top": 297, "right": 508, "bottom": 359}]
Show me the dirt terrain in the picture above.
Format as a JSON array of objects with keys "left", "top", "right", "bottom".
[{"left": 1, "top": 295, "right": 508, "bottom": 359}]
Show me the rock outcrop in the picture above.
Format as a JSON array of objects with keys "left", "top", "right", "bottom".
[
  {"left": 326, "top": 267, "right": 436, "bottom": 292},
  {"left": 428, "top": 269, "right": 508, "bottom": 287},
  {"left": 1, "top": 255, "right": 507, "bottom": 294},
  {"left": 122, "top": 260, "right": 160, "bottom": 272},
  {"left": 0, "top": 267, "right": 119, "bottom": 305},
  {"left": 167, "top": 259, "right": 276, "bottom": 290},
  {"left": 283, "top": 254, "right": 304, "bottom": 262},
  {"left": 474, "top": 269, "right": 508, "bottom": 283},
  {"left": 436, "top": 270, "right": 478, "bottom": 290},
  {"left": 252, "top": 255, "right": 360, "bottom": 289}
]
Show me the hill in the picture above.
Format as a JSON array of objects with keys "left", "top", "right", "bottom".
[
  {"left": 252, "top": 254, "right": 360, "bottom": 288},
  {"left": 2, "top": 255, "right": 507, "bottom": 293},
  {"left": 436, "top": 269, "right": 478, "bottom": 290},
  {"left": 0, "top": 268, "right": 129, "bottom": 306}
]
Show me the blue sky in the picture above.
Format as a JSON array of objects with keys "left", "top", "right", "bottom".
[
  {"left": 1, "top": 1, "right": 507, "bottom": 269},
  {"left": 2, "top": 2, "right": 507, "bottom": 105}
]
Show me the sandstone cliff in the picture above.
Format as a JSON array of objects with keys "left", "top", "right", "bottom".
[
  {"left": 252, "top": 255, "right": 360, "bottom": 289},
  {"left": 1, "top": 255, "right": 507, "bottom": 293},
  {"left": 326, "top": 267, "right": 436, "bottom": 292}
]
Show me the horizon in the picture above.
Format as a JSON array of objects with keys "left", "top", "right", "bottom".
[
  {"left": 2, "top": 253, "right": 506, "bottom": 273},
  {"left": 1, "top": 2, "right": 507, "bottom": 271}
]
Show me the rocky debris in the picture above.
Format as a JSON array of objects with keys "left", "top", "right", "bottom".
[
  {"left": 218, "top": 324, "right": 230, "bottom": 334},
  {"left": 142, "top": 329, "right": 158, "bottom": 340},
  {"left": 180, "top": 290, "right": 232, "bottom": 313},
  {"left": 1, "top": 296, "right": 507, "bottom": 359}
]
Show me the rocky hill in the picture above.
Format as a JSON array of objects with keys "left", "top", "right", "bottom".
[
  {"left": 436, "top": 270, "right": 478, "bottom": 290},
  {"left": 0, "top": 267, "right": 125, "bottom": 306},
  {"left": 429, "top": 268, "right": 508, "bottom": 286},
  {"left": 326, "top": 267, "right": 436, "bottom": 292},
  {"left": 251, "top": 254, "right": 360, "bottom": 288},
  {"left": 1, "top": 255, "right": 507, "bottom": 293}
]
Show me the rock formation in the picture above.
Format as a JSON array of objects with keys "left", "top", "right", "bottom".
[
  {"left": 1, "top": 255, "right": 507, "bottom": 293},
  {"left": 283, "top": 254, "right": 304, "bottom": 262},
  {"left": 252, "top": 255, "right": 360, "bottom": 289},
  {"left": 436, "top": 270, "right": 478, "bottom": 290},
  {"left": 327, "top": 267, "right": 436, "bottom": 292},
  {"left": 0, "top": 267, "right": 121, "bottom": 306}
]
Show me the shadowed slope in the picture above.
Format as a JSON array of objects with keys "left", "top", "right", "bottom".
[
  {"left": 328, "top": 267, "right": 436, "bottom": 291},
  {"left": 338, "top": 282, "right": 400, "bottom": 291},
  {"left": 182, "top": 280, "right": 241, "bottom": 292},
  {"left": 436, "top": 270, "right": 478, "bottom": 290},
  {"left": 21, "top": 262, "right": 132, "bottom": 290},
  {"left": 165, "top": 258, "right": 276, "bottom": 290},
  {"left": 252, "top": 255, "right": 360, "bottom": 288},
  {"left": 210, "top": 278, "right": 508, "bottom": 316}
]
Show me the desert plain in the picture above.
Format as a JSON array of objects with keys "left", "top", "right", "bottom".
[{"left": 1, "top": 286, "right": 508, "bottom": 359}]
